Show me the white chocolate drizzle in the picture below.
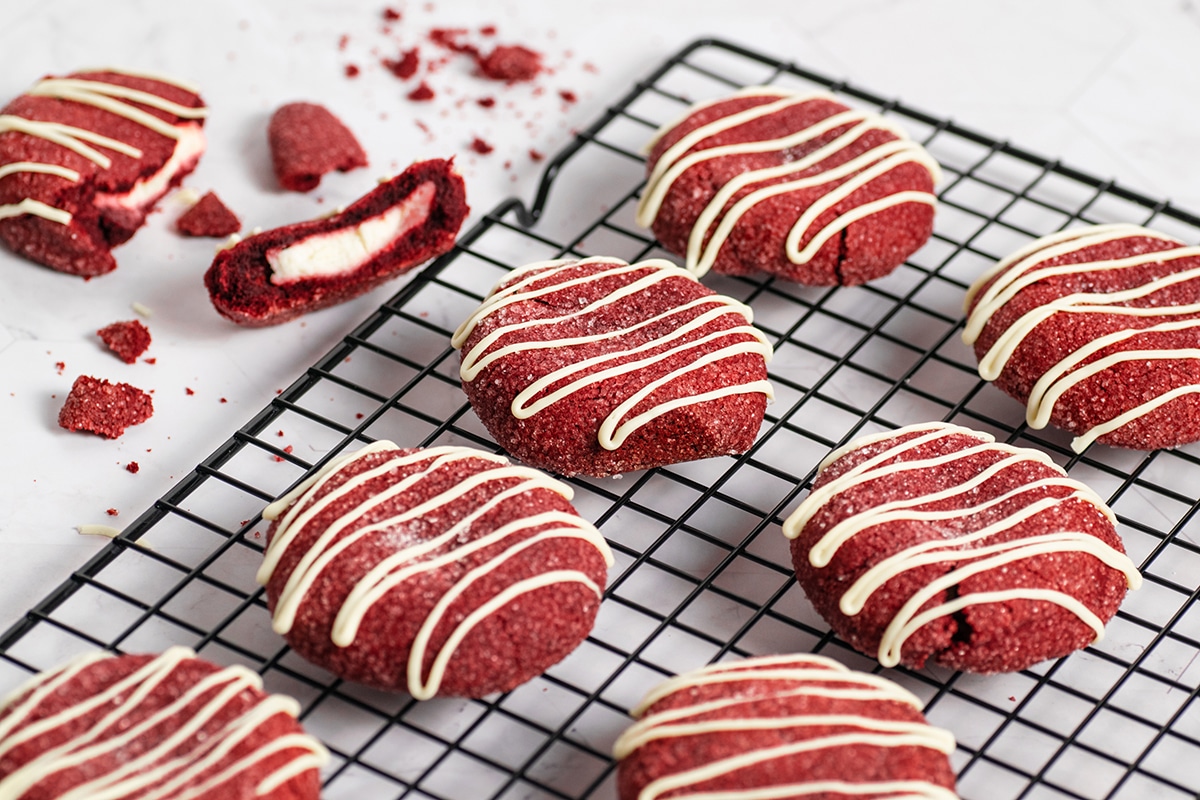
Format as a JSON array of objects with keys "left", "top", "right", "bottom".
[
  {"left": 614, "top": 654, "right": 959, "bottom": 800},
  {"left": 782, "top": 422, "right": 1141, "bottom": 668},
  {"left": 258, "top": 442, "right": 614, "bottom": 700},
  {"left": 452, "top": 257, "right": 774, "bottom": 451},
  {"left": 0, "top": 71, "right": 206, "bottom": 227},
  {"left": 636, "top": 87, "right": 941, "bottom": 278},
  {"left": 962, "top": 224, "right": 1200, "bottom": 452},
  {"left": 0, "top": 646, "right": 328, "bottom": 799}
]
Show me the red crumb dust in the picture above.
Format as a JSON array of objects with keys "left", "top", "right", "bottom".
[
  {"left": 185, "top": 387, "right": 195, "bottom": 396},
  {"left": 107, "top": 508, "right": 118, "bottom": 517},
  {"left": 408, "top": 81, "right": 435, "bottom": 101},
  {"left": 55, "top": 361, "right": 65, "bottom": 374},
  {"left": 383, "top": 47, "right": 420, "bottom": 79},
  {"left": 529, "top": 149, "right": 545, "bottom": 162},
  {"left": 476, "top": 96, "right": 495, "bottom": 108},
  {"left": 345, "top": 64, "right": 361, "bottom": 78},
  {"left": 558, "top": 89, "right": 577, "bottom": 103},
  {"left": 338, "top": 34, "right": 350, "bottom": 50},
  {"left": 476, "top": 45, "right": 542, "bottom": 82},
  {"left": 220, "top": 397, "right": 228, "bottom": 404},
  {"left": 383, "top": 7, "right": 401, "bottom": 20},
  {"left": 470, "top": 137, "right": 494, "bottom": 155},
  {"left": 126, "top": 461, "right": 139, "bottom": 474},
  {"left": 143, "top": 357, "right": 156, "bottom": 365}
]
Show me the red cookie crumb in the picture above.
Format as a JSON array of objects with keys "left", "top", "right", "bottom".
[
  {"left": 176, "top": 191, "right": 241, "bottom": 237},
  {"left": 106, "top": 508, "right": 118, "bottom": 516},
  {"left": 344, "top": 64, "right": 361, "bottom": 78},
  {"left": 268, "top": 102, "right": 369, "bottom": 192},
  {"left": 126, "top": 461, "right": 140, "bottom": 473},
  {"left": 383, "top": 47, "right": 420, "bottom": 79},
  {"left": 558, "top": 89, "right": 577, "bottom": 103},
  {"left": 469, "top": 137, "right": 494, "bottom": 155},
  {"left": 185, "top": 387, "right": 195, "bottom": 395},
  {"left": 54, "top": 361, "right": 65, "bottom": 374},
  {"left": 529, "top": 149, "right": 544, "bottom": 162},
  {"left": 59, "top": 376, "right": 153, "bottom": 439},
  {"left": 429, "top": 28, "right": 478, "bottom": 56},
  {"left": 96, "top": 320, "right": 151, "bottom": 364},
  {"left": 477, "top": 96, "right": 496, "bottom": 108},
  {"left": 407, "top": 81, "right": 435, "bottom": 101},
  {"left": 476, "top": 45, "right": 542, "bottom": 82},
  {"left": 383, "top": 7, "right": 401, "bottom": 20}
]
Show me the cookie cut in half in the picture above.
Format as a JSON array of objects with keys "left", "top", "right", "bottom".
[
  {"left": 963, "top": 223, "right": 1200, "bottom": 452},
  {"left": 452, "top": 256, "right": 774, "bottom": 477},
  {"left": 204, "top": 158, "right": 467, "bottom": 326},
  {"left": 258, "top": 441, "right": 613, "bottom": 698},
  {"left": 783, "top": 422, "right": 1141, "bottom": 673},
  {"left": 638, "top": 86, "right": 940, "bottom": 285},
  {"left": 0, "top": 646, "right": 327, "bottom": 799},
  {"left": 0, "top": 68, "right": 207, "bottom": 276},
  {"left": 614, "top": 654, "right": 959, "bottom": 800}
]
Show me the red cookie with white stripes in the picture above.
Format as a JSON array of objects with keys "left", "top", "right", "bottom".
[
  {"left": 258, "top": 441, "right": 612, "bottom": 698},
  {"left": 0, "top": 647, "right": 326, "bottom": 799},
  {"left": 0, "top": 69, "right": 206, "bottom": 276},
  {"left": 638, "top": 87, "right": 940, "bottom": 286},
  {"left": 452, "top": 257, "right": 774, "bottom": 477},
  {"left": 964, "top": 223, "right": 1200, "bottom": 452},
  {"left": 783, "top": 422, "right": 1141, "bottom": 674},
  {"left": 615, "top": 654, "right": 959, "bottom": 800}
]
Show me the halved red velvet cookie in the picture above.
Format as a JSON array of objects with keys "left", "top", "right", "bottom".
[
  {"left": 615, "top": 654, "right": 959, "bottom": 800},
  {"left": 639, "top": 86, "right": 939, "bottom": 285},
  {"left": 783, "top": 422, "right": 1141, "bottom": 673},
  {"left": 0, "top": 69, "right": 206, "bottom": 276},
  {"left": 0, "top": 647, "right": 327, "bottom": 799},
  {"left": 258, "top": 441, "right": 612, "bottom": 698},
  {"left": 452, "top": 256, "right": 774, "bottom": 477},
  {"left": 963, "top": 223, "right": 1200, "bottom": 452},
  {"left": 204, "top": 158, "right": 466, "bottom": 326}
]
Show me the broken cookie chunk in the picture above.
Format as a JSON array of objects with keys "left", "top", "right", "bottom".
[
  {"left": 268, "top": 102, "right": 368, "bottom": 192},
  {"left": 176, "top": 190, "right": 240, "bottom": 237},
  {"left": 96, "top": 319, "right": 151, "bottom": 363},
  {"left": 58, "top": 375, "right": 153, "bottom": 439}
]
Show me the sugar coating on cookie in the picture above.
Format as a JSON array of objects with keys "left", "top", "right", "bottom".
[
  {"left": 0, "top": 647, "right": 327, "bottom": 799},
  {"left": 0, "top": 69, "right": 207, "bottom": 276},
  {"left": 638, "top": 86, "right": 940, "bottom": 285},
  {"left": 257, "top": 441, "right": 613, "bottom": 698},
  {"left": 783, "top": 422, "right": 1141, "bottom": 673},
  {"left": 268, "top": 102, "right": 367, "bottom": 192},
  {"left": 963, "top": 223, "right": 1200, "bottom": 452},
  {"left": 452, "top": 256, "right": 774, "bottom": 477},
  {"left": 204, "top": 158, "right": 467, "bottom": 327},
  {"left": 614, "top": 654, "right": 959, "bottom": 800}
]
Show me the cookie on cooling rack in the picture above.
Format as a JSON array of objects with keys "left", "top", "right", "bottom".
[
  {"left": 783, "top": 421, "right": 1142, "bottom": 674},
  {"left": 258, "top": 441, "right": 613, "bottom": 698},
  {"left": 451, "top": 256, "right": 774, "bottom": 477},
  {"left": 963, "top": 223, "right": 1200, "bottom": 453},
  {"left": 204, "top": 158, "right": 467, "bottom": 327},
  {"left": 637, "top": 86, "right": 940, "bottom": 285},
  {"left": 0, "top": 68, "right": 206, "bottom": 277},
  {"left": 614, "top": 654, "right": 959, "bottom": 800},
  {"left": 0, "top": 646, "right": 326, "bottom": 799}
]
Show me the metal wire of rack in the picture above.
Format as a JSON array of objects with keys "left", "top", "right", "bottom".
[{"left": 4, "top": 37, "right": 1200, "bottom": 800}]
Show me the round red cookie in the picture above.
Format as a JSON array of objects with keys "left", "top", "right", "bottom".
[
  {"left": 0, "top": 69, "right": 206, "bottom": 276},
  {"left": 963, "top": 223, "right": 1200, "bottom": 452},
  {"left": 0, "top": 647, "right": 326, "bottom": 799},
  {"left": 258, "top": 441, "right": 612, "bottom": 698},
  {"left": 614, "top": 654, "right": 959, "bottom": 800},
  {"left": 451, "top": 256, "right": 774, "bottom": 477},
  {"left": 783, "top": 422, "right": 1142, "bottom": 674},
  {"left": 638, "top": 86, "right": 939, "bottom": 286}
]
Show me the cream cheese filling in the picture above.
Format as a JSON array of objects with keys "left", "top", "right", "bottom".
[{"left": 93, "top": 123, "right": 206, "bottom": 213}]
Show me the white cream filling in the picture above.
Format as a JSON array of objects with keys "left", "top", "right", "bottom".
[
  {"left": 93, "top": 123, "right": 206, "bottom": 212},
  {"left": 266, "top": 181, "right": 436, "bottom": 285}
]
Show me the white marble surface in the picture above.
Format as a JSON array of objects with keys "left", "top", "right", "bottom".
[{"left": 1, "top": 0, "right": 1199, "bottom": 636}]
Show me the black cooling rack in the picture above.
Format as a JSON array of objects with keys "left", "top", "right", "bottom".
[{"left": 5, "top": 37, "right": 1200, "bottom": 800}]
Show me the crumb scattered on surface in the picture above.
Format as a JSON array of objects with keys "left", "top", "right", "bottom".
[
  {"left": 58, "top": 376, "right": 153, "bottom": 439},
  {"left": 97, "top": 320, "right": 151, "bottom": 364}
]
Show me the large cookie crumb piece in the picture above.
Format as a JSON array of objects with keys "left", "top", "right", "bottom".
[
  {"left": 176, "top": 190, "right": 240, "bottom": 237},
  {"left": 615, "top": 655, "right": 959, "bottom": 800},
  {"left": 783, "top": 421, "right": 1142, "bottom": 673},
  {"left": 58, "top": 375, "right": 153, "bottom": 438},
  {"left": 96, "top": 319, "right": 151, "bottom": 363},
  {"left": 268, "top": 102, "right": 368, "bottom": 192}
]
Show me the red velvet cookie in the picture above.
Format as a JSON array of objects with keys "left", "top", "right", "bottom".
[
  {"left": 783, "top": 422, "right": 1142, "bottom": 673},
  {"left": 58, "top": 374, "right": 153, "bottom": 438},
  {"left": 0, "top": 69, "right": 206, "bottom": 276},
  {"left": 97, "top": 318, "right": 151, "bottom": 363},
  {"left": 452, "top": 257, "right": 774, "bottom": 477},
  {"left": 204, "top": 158, "right": 467, "bottom": 326},
  {"left": 0, "top": 647, "right": 326, "bottom": 799},
  {"left": 257, "top": 441, "right": 612, "bottom": 698},
  {"left": 638, "top": 87, "right": 939, "bottom": 285},
  {"left": 963, "top": 223, "right": 1200, "bottom": 452},
  {"left": 615, "top": 654, "right": 959, "bottom": 800},
  {"left": 268, "top": 102, "right": 367, "bottom": 192}
]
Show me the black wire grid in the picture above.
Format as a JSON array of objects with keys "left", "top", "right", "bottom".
[{"left": 3, "top": 38, "right": 1200, "bottom": 800}]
